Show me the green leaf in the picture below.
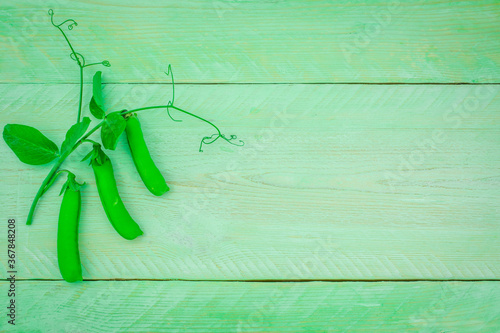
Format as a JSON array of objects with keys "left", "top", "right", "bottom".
[
  {"left": 61, "top": 117, "right": 91, "bottom": 156},
  {"left": 101, "top": 113, "right": 126, "bottom": 150},
  {"left": 3, "top": 124, "right": 59, "bottom": 165},
  {"left": 90, "top": 71, "right": 105, "bottom": 119},
  {"left": 93, "top": 71, "right": 103, "bottom": 105},
  {"left": 89, "top": 96, "right": 105, "bottom": 119}
]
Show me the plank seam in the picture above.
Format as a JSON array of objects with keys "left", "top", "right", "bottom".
[
  {"left": 1, "top": 82, "right": 500, "bottom": 85},
  {"left": 5, "top": 278, "right": 500, "bottom": 282}
]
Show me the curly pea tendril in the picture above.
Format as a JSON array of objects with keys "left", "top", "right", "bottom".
[
  {"left": 49, "top": 9, "right": 110, "bottom": 123},
  {"left": 162, "top": 65, "right": 243, "bottom": 151},
  {"left": 49, "top": 9, "right": 110, "bottom": 69},
  {"left": 49, "top": 9, "right": 243, "bottom": 152},
  {"left": 121, "top": 63, "right": 244, "bottom": 152},
  {"left": 165, "top": 66, "right": 244, "bottom": 152}
]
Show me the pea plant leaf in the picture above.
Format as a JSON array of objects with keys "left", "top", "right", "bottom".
[
  {"left": 101, "top": 113, "right": 126, "bottom": 150},
  {"left": 60, "top": 117, "right": 91, "bottom": 156},
  {"left": 89, "top": 97, "right": 105, "bottom": 119},
  {"left": 89, "top": 71, "right": 105, "bottom": 119},
  {"left": 3, "top": 124, "right": 59, "bottom": 165}
]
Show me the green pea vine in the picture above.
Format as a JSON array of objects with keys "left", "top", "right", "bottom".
[{"left": 3, "top": 9, "right": 244, "bottom": 226}]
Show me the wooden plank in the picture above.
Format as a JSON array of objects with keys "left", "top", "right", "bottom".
[
  {"left": 1, "top": 83, "right": 499, "bottom": 280},
  {"left": 2, "top": 281, "right": 499, "bottom": 332},
  {"left": 0, "top": 0, "right": 499, "bottom": 83}
]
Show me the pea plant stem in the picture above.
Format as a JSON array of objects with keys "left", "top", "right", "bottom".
[
  {"left": 77, "top": 66, "right": 83, "bottom": 123},
  {"left": 26, "top": 104, "right": 182, "bottom": 225},
  {"left": 27, "top": 10, "right": 243, "bottom": 226},
  {"left": 122, "top": 104, "right": 222, "bottom": 136},
  {"left": 76, "top": 119, "right": 104, "bottom": 146},
  {"left": 26, "top": 120, "right": 104, "bottom": 225},
  {"left": 26, "top": 100, "right": 236, "bottom": 225},
  {"left": 26, "top": 162, "right": 63, "bottom": 225}
]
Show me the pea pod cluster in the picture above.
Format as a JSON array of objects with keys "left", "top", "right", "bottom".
[
  {"left": 55, "top": 127, "right": 165, "bottom": 282},
  {"left": 1, "top": 9, "right": 244, "bottom": 283}
]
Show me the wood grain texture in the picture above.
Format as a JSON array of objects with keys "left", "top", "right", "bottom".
[
  {"left": 0, "top": 0, "right": 499, "bottom": 83},
  {"left": 1, "top": 281, "right": 499, "bottom": 332},
  {"left": 1, "top": 83, "right": 499, "bottom": 280}
]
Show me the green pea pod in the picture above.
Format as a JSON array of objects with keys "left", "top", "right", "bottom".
[
  {"left": 125, "top": 114, "right": 169, "bottom": 196},
  {"left": 57, "top": 173, "right": 83, "bottom": 283},
  {"left": 90, "top": 147, "right": 143, "bottom": 240}
]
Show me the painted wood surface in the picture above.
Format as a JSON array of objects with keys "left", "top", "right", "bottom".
[
  {"left": 0, "top": 0, "right": 499, "bottom": 83},
  {"left": 1, "top": 83, "right": 498, "bottom": 280},
  {"left": 2, "top": 1, "right": 500, "bottom": 331},
  {"left": 1, "top": 281, "right": 498, "bottom": 332}
]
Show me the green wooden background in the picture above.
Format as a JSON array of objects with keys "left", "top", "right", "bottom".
[{"left": 1, "top": 0, "right": 499, "bottom": 331}]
